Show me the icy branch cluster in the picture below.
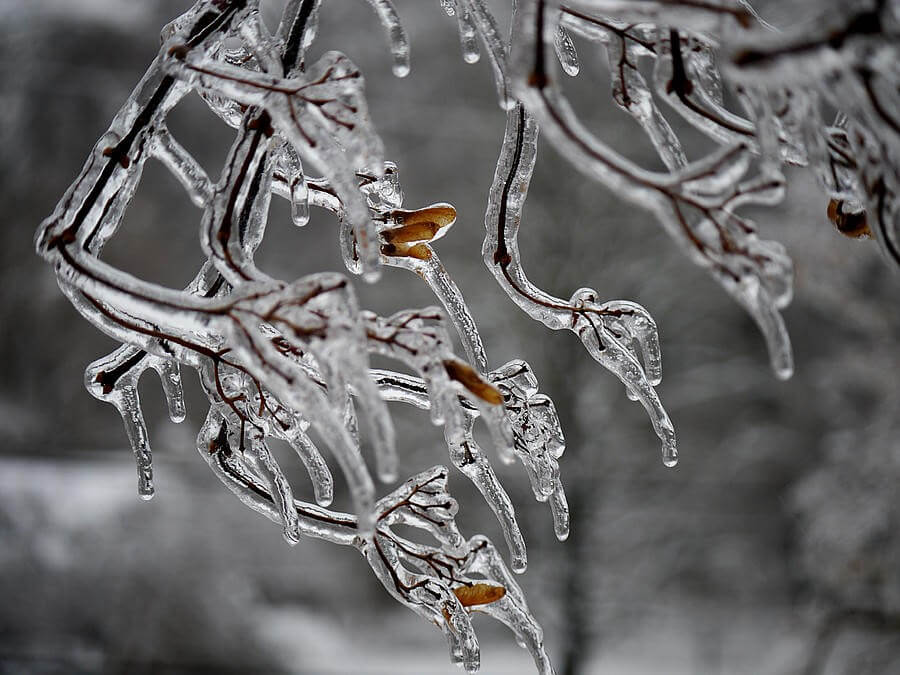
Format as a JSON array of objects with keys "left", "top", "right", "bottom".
[{"left": 36, "top": 0, "right": 900, "bottom": 672}]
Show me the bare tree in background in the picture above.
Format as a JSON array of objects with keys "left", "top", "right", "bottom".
[{"left": 30, "top": 0, "right": 900, "bottom": 672}]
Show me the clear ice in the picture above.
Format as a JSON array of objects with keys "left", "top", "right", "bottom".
[{"left": 36, "top": 0, "right": 900, "bottom": 673}]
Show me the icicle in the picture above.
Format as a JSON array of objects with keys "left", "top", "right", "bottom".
[
  {"left": 492, "top": 360, "right": 569, "bottom": 499},
  {"left": 238, "top": 10, "right": 282, "bottom": 76},
  {"left": 364, "top": 317, "right": 563, "bottom": 570},
  {"left": 548, "top": 483, "right": 569, "bottom": 541},
  {"left": 456, "top": 7, "right": 481, "bottom": 64},
  {"left": 243, "top": 433, "right": 303, "bottom": 544},
  {"left": 451, "top": 434, "right": 528, "bottom": 573},
  {"left": 363, "top": 0, "right": 411, "bottom": 77},
  {"left": 150, "top": 357, "right": 187, "bottom": 424},
  {"left": 463, "top": 0, "right": 513, "bottom": 109},
  {"left": 84, "top": 348, "right": 154, "bottom": 499},
  {"left": 112, "top": 387, "right": 154, "bottom": 499},
  {"left": 276, "top": 143, "right": 311, "bottom": 227},
  {"left": 286, "top": 426, "right": 334, "bottom": 506},
  {"left": 554, "top": 25, "right": 579, "bottom": 76}
]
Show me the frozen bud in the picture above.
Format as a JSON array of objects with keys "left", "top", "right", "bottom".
[
  {"left": 380, "top": 242, "right": 433, "bottom": 260},
  {"left": 382, "top": 221, "right": 441, "bottom": 244},
  {"left": 827, "top": 199, "right": 870, "bottom": 239},
  {"left": 453, "top": 583, "right": 506, "bottom": 607},
  {"left": 381, "top": 203, "right": 457, "bottom": 243},
  {"left": 444, "top": 359, "right": 504, "bottom": 405}
]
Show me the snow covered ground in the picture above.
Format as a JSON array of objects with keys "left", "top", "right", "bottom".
[{"left": 0, "top": 456, "right": 830, "bottom": 674}]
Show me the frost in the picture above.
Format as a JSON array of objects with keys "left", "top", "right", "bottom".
[{"left": 36, "top": 0, "right": 900, "bottom": 672}]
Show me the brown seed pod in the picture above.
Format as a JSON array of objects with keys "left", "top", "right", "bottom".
[
  {"left": 382, "top": 221, "right": 441, "bottom": 244},
  {"left": 102, "top": 146, "right": 131, "bottom": 169},
  {"left": 381, "top": 204, "right": 457, "bottom": 244},
  {"left": 393, "top": 204, "right": 457, "bottom": 228},
  {"left": 443, "top": 360, "right": 504, "bottom": 405},
  {"left": 827, "top": 198, "right": 871, "bottom": 239},
  {"left": 452, "top": 583, "right": 506, "bottom": 607},
  {"left": 380, "top": 242, "right": 433, "bottom": 260},
  {"left": 166, "top": 43, "right": 189, "bottom": 60}
]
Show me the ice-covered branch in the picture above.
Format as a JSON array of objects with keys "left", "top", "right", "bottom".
[
  {"left": 35, "top": 0, "right": 900, "bottom": 672},
  {"left": 508, "top": 0, "right": 794, "bottom": 379}
]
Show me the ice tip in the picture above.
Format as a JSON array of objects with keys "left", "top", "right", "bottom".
[
  {"left": 662, "top": 453, "right": 678, "bottom": 468},
  {"left": 773, "top": 361, "right": 794, "bottom": 381},
  {"left": 392, "top": 62, "right": 410, "bottom": 78},
  {"left": 378, "top": 468, "right": 399, "bottom": 484}
]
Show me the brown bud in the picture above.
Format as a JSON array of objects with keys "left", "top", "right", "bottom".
[
  {"left": 444, "top": 360, "right": 504, "bottom": 405},
  {"left": 382, "top": 221, "right": 441, "bottom": 244},
  {"left": 827, "top": 199, "right": 871, "bottom": 239},
  {"left": 381, "top": 204, "right": 456, "bottom": 244},
  {"left": 167, "top": 44, "right": 190, "bottom": 60},
  {"left": 102, "top": 146, "right": 130, "bottom": 169},
  {"left": 394, "top": 204, "right": 456, "bottom": 228},
  {"left": 735, "top": 8, "right": 754, "bottom": 29},
  {"left": 380, "top": 242, "right": 433, "bottom": 261},
  {"left": 452, "top": 583, "right": 506, "bottom": 608}
]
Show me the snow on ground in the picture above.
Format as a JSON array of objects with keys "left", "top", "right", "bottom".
[
  {"left": 1, "top": 455, "right": 820, "bottom": 674},
  {"left": 0, "top": 0, "right": 153, "bottom": 28}
]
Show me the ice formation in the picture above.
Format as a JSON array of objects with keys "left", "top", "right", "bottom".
[{"left": 37, "top": 0, "right": 900, "bottom": 672}]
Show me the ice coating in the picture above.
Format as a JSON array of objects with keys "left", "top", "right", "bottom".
[
  {"left": 483, "top": 103, "right": 678, "bottom": 464},
  {"left": 558, "top": 0, "right": 759, "bottom": 33},
  {"left": 724, "top": 0, "right": 900, "bottom": 267},
  {"left": 371, "top": 355, "right": 570, "bottom": 569},
  {"left": 599, "top": 24, "right": 688, "bottom": 170},
  {"left": 166, "top": 48, "right": 386, "bottom": 280},
  {"left": 362, "top": 0, "right": 411, "bottom": 77},
  {"left": 553, "top": 25, "right": 580, "bottom": 77},
  {"left": 456, "top": 4, "right": 482, "bottom": 64},
  {"left": 35, "top": 0, "right": 900, "bottom": 673},
  {"left": 507, "top": 0, "right": 796, "bottom": 380},
  {"left": 362, "top": 467, "right": 554, "bottom": 674},
  {"left": 34, "top": 0, "right": 568, "bottom": 647}
]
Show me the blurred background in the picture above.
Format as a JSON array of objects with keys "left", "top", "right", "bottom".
[{"left": 1, "top": 1, "right": 898, "bottom": 673}]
